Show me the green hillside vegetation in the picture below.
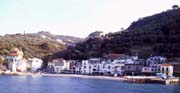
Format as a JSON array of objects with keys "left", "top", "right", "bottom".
[
  {"left": 128, "top": 9, "right": 180, "bottom": 32},
  {"left": 0, "top": 34, "right": 66, "bottom": 59},
  {"left": 57, "top": 9, "right": 180, "bottom": 60}
]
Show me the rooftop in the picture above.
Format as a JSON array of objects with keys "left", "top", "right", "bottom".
[{"left": 160, "top": 63, "right": 172, "bottom": 66}]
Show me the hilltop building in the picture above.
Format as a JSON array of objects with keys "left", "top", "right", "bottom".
[{"left": 87, "top": 31, "right": 105, "bottom": 39}]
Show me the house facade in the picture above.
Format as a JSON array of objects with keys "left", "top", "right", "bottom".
[
  {"left": 124, "top": 63, "right": 143, "bottom": 75},
  {"left": 168, "top": 62, "right": 180, "bottom": 77},
  {"left": 81, "top": 58, "right": 103, "bottom": 75},
  {"left": 47, "top": 59, "right": 70, "bottom": 73},
  {"left": 27, "top": 58, "right": 43, "bottom": 72},
  {"left": 111, "top": 63, "right": 125, "bottom": 76},
  {"left": 146, "top": 56, "right": 166, "bottom": 73},
  {"left": 160, "top": 63, "right": 173, "bottom": 77},
  {"left": 5, "top": 48, "right": 27, "bottom": 72},
  {"left": 74, "top": 62, "right": 82, "bottom": 74}
]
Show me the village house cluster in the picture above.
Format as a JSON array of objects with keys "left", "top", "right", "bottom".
[
  {"left": 1, "top": 48, "right": 43, "bottom": 73},
  {"left": 0, "top": 47, "right": 179, "bottom": 78},
  {"left": 46, "top": 54, "right": 180, "bottom": 77}
]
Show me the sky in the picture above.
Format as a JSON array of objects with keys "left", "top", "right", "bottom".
[{"left": 0, "top": 0, "right": 179, "bottom": 38}]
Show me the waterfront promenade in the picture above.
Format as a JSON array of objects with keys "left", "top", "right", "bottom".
[{"left": 42, "top": 73, "right": 125, "bottom": 81}]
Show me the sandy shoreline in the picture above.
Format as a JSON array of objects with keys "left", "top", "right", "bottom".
[{"left": 42, "top": 74, "right": 126, "bottom": 81}]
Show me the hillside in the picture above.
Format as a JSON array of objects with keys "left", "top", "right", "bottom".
[
  {"left": 32, "top": 31, "right": 84, "bottom": 45},
  {"left": 128, "top": 9, "right": 180, "bottom": 32},
  {"left": 0, "top": 34, "right": 66, "bottom": 59},
  {"left": 56, "top": 9, "right": 180, "bottom": 60}
]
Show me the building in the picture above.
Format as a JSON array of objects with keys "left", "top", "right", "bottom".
[
  {"left": 101, "top": 62, "right": 112, "bottom": 75},
  {"left": 160, "top": 63, "right": 173, "bottom": 77},
  {"left": 103, "top": 54, "right": 139, "bottom": 76},
  {"left": 146, "top": 56, "right": 166, "bottom": 73},
  {"left": 111, "top": 63, "right": 125, "bottom": 76},
  {"left": 5, "top": 48, "right": 27, "bottom": 72},
  {"left": 142, "top": 67, "right": 152, "bottom": 73},
  {"left": 47, "top": 58, "right": 70, "bottom": 73},
  {"left": 81, "top": 60, "right": 92, "bottom": 74},
  {"left": 104, "top": 54, "right": 138, "bottom": 64},
  {"left": 172, "top": 5, "right": 179, "bottom": 10},
  {"left": 6, "top": 48, "right": 24, "bottom": 63},
  {"left": 81, "top": 58, "right": 103, "bottom": 75},
  {"left": 16, "top": 59, "right": 27, "bottom": 72},
  {"left": 27, "top": 58, "right": 43, "bottom": 72},
  {"left": 74, "top": 61, "right": 82, "bottom": 74},
  {"left": 124, "top": 63, "right": 143, "bottom": 76},
  {"left": 87, "top": 31, "right": 105, "bottom": 39},
  {"left": 168, "top": 62, "right": 180, "bottom": 77}
]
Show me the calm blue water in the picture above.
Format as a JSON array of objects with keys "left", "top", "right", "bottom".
[{"left": 0, "top": 76, "right": 180, "bottom": 93}]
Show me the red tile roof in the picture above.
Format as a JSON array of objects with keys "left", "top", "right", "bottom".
[{"left": 161, "top": 63, "right": 172, "bottom": 66}]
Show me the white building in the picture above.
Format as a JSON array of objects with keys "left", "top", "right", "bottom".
[
  {"left": 160, "top": 63, "right": 173, "bottom": 77},
  {"left": 27, "top": 58, "right": 43, "bottom": 72},
  {"left": 102, "top": 62, "right": 112, "bottom": 75},
  {"left": 6, "top": 48, "right": 26, "bottom": 72},
  {"left": 80, "top": 57, "right": 126, "bottom": 76},
  {"left": 47, "top": 59, "right": 70, "bottom": 73},
  {"left": 81, "top": 60, "right": 92, "bottom": 74},
  {"left": 146, "top": 56, "right": 166, "bottom": 73},
  {"left": 111, "top": 63, "right": 125, "bottom": 76},
  {"left": 102, "top": 54, "right": 138, "bottom": 76},
  {"left": 104, "top": 54, "right": 138, "bottom": 64},
  {"left": 16, "top": 59, "right": 27, "bottom": 72},
  {"left": 81, "top": 58, "right": 103, "bottom": 75}
]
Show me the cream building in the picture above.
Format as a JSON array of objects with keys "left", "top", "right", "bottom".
[{"left": 160, "top": 63, "right": 173, "bottom": 77}]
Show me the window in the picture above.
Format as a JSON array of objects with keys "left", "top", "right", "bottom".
[
  {"left": 108, "top": 66, "right": 111, "bottom": 70},
  {"left": 128, "top": 66, "right": 131, "bottom": 70},
  {"left": 158, "top": 69, "right": 160, "bottom": 72},
  {"left": 84, "top": 66, "right": 86, "bottom": 69},
  {"left": 162, "top": 68, "right": 164, "bottom": 72},
  {"left": 97, "top": 66, "right": 100, "bottom": 70},
  {"left": 152, "top": 69, "right": 154, "bottom": 71},
  {"left": 136, "top": 66, "right": 139, "bottom": 71},
  {"left": 166, "top": 68, "right": 168, "bottom": 72},
  {"left": 103, "top": 65, "right": 105, "bottom": 68},
  {"left": 56, "top": 68, "right": 59, "bottom": 72},
  {"left": 121, "top": 66, "right": 125, "bottom": 70}
]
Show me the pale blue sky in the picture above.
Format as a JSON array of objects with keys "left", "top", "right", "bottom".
[{"left": 0, "top": 0, "right": 179, "bottom": 37}]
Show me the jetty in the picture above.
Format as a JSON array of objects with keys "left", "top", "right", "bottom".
[{"left": 125, "top": 76, "right": 180, "bottom": 85}]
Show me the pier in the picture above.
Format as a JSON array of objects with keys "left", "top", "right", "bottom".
[{"left": 125, "top": 76, "right": 180, "bottom": 85}]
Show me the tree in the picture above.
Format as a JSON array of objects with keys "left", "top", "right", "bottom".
[{"left": 172, "top": 5, "right": 179, "bottom": 9}]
